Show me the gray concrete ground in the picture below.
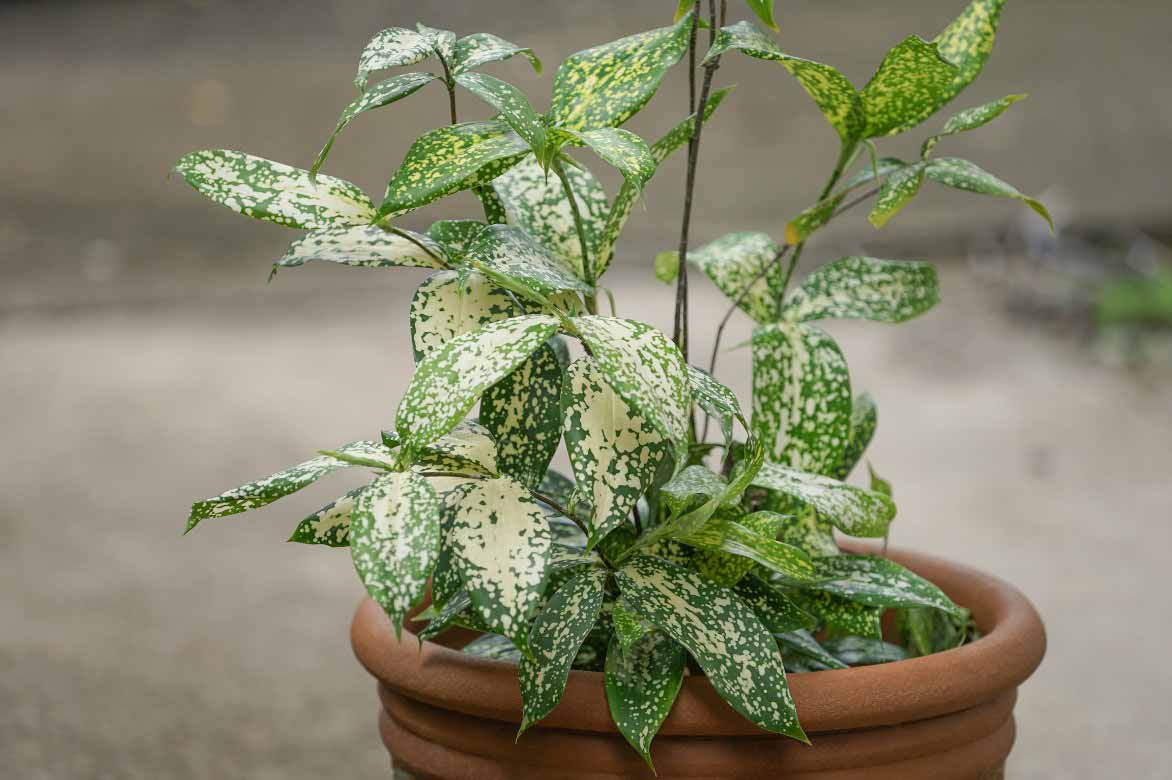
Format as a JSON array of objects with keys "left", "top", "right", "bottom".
[{"left": 3, "top": 1, "right": 1172, "bottom": 778}]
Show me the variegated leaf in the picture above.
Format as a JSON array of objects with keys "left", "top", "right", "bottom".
[
  {"left": 921, "top": 93, "right": 1026, "bottom": 158},
  {"left": 518, "top": 566, "right": 608, "bottom": 732},
  {"left": 174, "top": 150, "right": 376, "bottom": 230},
  {"left": 560, "top": 128, "right": 656, "bottom": 191},
  {"left": 611, "top": 598, "right": 651, "bottom": 652},
  {"left": 899, "top": 605, "right": 971, "bottom": 657},
  {"left": 462, "top": 633, "right": 523, "bottom": 663},
  {"left": 275, "top": 225, "right": 446, "bottom": 276},
  {"left": 289, "top": 487, "right": 363, "bottom": 547},
  {"left": 617, "top": 555, "right": 805, "bottom": 740},
  {"left": 350, "top": 471, "right": 441, "bottom": 635},
  {"left": 409, "top": 270, "right": 519, "bottom": 362},
  {"left": 734, "top": 574, "right": 817, "bottom": 634},
  {"left": 416, "top": 23, "right": 456, "bottom": 63},
  {"left": 812, "top": 555, "right": 962, "bottom": 616},
  {"left": 868, "top": 162, "right": 926, "bottom": 228},
  {"left": 776, "top": 629, "right": 849, "bottom": 671},
  {"left": 789, "top": 589, "right": 883, "bottom": 639},
  {"left": 833, "top": 392, "right": 878, "bottom": 481},
  {"left": 415, "top": 420, "right": 499, "bottom": 477},
  {"left": 691, "top": 511, "right": 791, "bottom": 586},
  {"left": 418, "top": 589, "right": 492, "bottom": 643},
  {"left": 185, "top": 440, "right": 394, "bottom": 533},
  {"left": 355, "top": 27, "right": 435, "bottom": 90},
  {"left": 660, "top": 465, "right": 726, "bottom": 516},
  {"left": 571, "top": 316, "right": 690, "bottom": 461},
  {"left": 448, "top": 476, "right": 554, "bottom": 649},
  {"left": 687, "top": 366, "right": 747, "bottom": 446},
  {"left": 687, "top": 232, "right": 784, "bottom": 324},
  {"left": 933, "top": 0, "right": 1008, "bottom": 106},
  {"left": 312, "top": 72, "right": 438, "bottom": 176},
  {"left": 751, "top": 322, "right": 851, "bottom": 475},
  {"left": 454, "top": 72, "right": 548, "bottom": 161},
  {"left": 492, "top": 156, "right": 609, "bottom": 280},
  {"left": 680, "top": 516, "right": 814, "bottom": 583},
  {"left": 550, "top": 13, "right": 693, "bottom": 131},
  {"left": 776, "top": 503, "right": 839, "bottom": 557},
  {"left": 785, "top": 193, "right": 846, "bottom": 245},
  {"left": 705, "top": 22, "right": 864, "bottom": 148},
  {"left": 860, "top": 36, "right": 957, "bottom": 138},
  {"left": 821, "top": 635, "right": 907, "bottom": 666},
  {"left": 379, "top": 120, "right": 530, "bottom": 218},
  {"left": 563, "top": 357, "right": 669, "bottom": 548},
  {"left": 648, "top": 440, "right": 766, "bottom": 545},
  {"left": 839, "top": 155, "right": 908, "bottom": 192},
  {"left": 466, "top": 224, "right": 593, "bottom": 296},
  {"left": 481, "top": 340, "right": 566, "bottom": 488},
  {"left": 605, "top": 631, "right": 685, "bottom": 770},
  {"left": 751, "top": 461, "right": 896, "bottom": 538},
  {"left": 452, "top": 32, "right": 542, "bottom": 76},
  {"left": 924, "top": 157, "right": 1053, "bottom": 229},
  {"left": 427, "top": 219, "right": 489, "bottom": 258},
  {"left": 783, "top": 256, "right": 939, "bottom": 324},
  {"left": 395, "top": 315, "right": 560, "bottom": 454}
]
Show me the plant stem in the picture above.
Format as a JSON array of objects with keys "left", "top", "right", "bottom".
[
  {"left": 439, "top": 56, "right": 459, "bottom": 125},
  {"left": 777, "top": 160, "right": 848, "bottom": 297},
  {"left": 529, "top": 488, "right": 589, "bottom": 537},
  {"left": 553, "top": 158, "right": 598, "bottom": 315}
]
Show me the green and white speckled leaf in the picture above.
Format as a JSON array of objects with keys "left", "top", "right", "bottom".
[
  {"left": 690, "top": 511, "right": 792, "bottom": 586},
  {"left": 563, "top": 357, "right": 669, "bottom": 549},
  {"left": 833, "top": 392, "right": 878, "bottom": 481},
  {"left": 822, "top": 635, "right": 907, "bottom": 666},
  {"left": 355, "top": 27, "right": 435, "bottom": 90},
  {"left": 776, "top": 629, "right": 849, "bottom": 670},
  {"left": 789, "top": 589, "right": 883, "bottom": 639},
  {"left": 934, "top": 0, "right": 1008, "bottom": 106},
  {"left": 604, "top": 631, "right": 685, "bottom": 770},
  {"left": 860, "top": 36, "right": 957, "bottom": 138},
  {"left": 550, "top": 13, "right": 692, "bottom": 131},
  {"left": 462, "top": 633, "right": 523, "bottom": 663},
  {"left": 751, "top": 322, "right": 851, "bottom": 475},
  {"left": 776, "top": 503, "right": 839, "bottom": 558},
  {"left": 746, "top": 0, "right": 779, "bottom": 30},
  {"left": 395, "top": 314, "right": 560, "bottom": 454},
  {"left": 680, "top": 516, "right": 814, "bottom": 583},
  {"left": 687, "top": 232, "right": 784, "bottom": 324},
  {"left": 481, "top": 340, "right": 566, "bottom": 488},
  {"left": 416, "top": 23, "right": 456, "bottom": 63},
  {"left": 415, "top": 420, "right": 499, "bottom": 477},
  {"left": 174, "top": 150, "right": 376, "bottom": 230},
  {"left": 812, "top": 555, "right": 962, "bottom": 616},
  {"left": 560, "top": 128, "right": 656, "bottom": 192},
  {"left": 350, "top": 471, "right": 441, "bottom": 634},
  {"left": 466, "top": 224, "right": 593, "bottom": 296},
  {"left": 275, "top": 225, "right": 446, "bottom": 277},
  {"left": 784, "top": 256, "right": 940, "bottom": 324},
  {"left": 312, "top": 72, "right": 438, "bottom": 176},
  {"left": 838, "top": 156, "right": 908, "bottom": 192},
  {"left": 687, "top": 366, "right": 747, "bottom": 447},
  {"left": 617, "top": 555, "right": 805, "bottom": 740},
  {"left": 571, "top": 316, "right": 690, "bottom": 461},
  {"left": 185, "top": 440, "right": 393, "bottom": 533},
  {"left": 660, "top": 465, "right": 726, "bottom": 516},
  {"left": 492, "top": 157, "right": 609, "bottom": 280},
  {"left": 751, "top": 462, "right": 895, "bottom": 538},
  {"left": 454, "top": 72, "right": 548, "bottom": 161},
  {"left": 452, "top": 33, "right": 542, "bottom": 76},
  {"left": 289, "top": 487, "right": 363, "bottom": 547},
  {"left": 417, "top": 589, "right": 493, "bottom": 643},
  {"left": 448, "top": 476, "right": 554, "bottom": 649},
  {"left": 706, "top": 22, "right": 863, "bottom": 148},
  {"left": 785, "top": 193, "right": 846, "bottom": 245},
  {"left": 868, "top": 162, "right": 927, "bottom": 228},
  {"left": 611, "top": 598, "right": 652, "bottom": 652},
  {"left": 409, "top": 270, "right": 519, "bottom": 362},
  {"left": 922, "top": 94, "right": 1026, "bottom": 158},
  {"left": 735, "top": 574, "right": 817, "bottom": 634},
  {"left": 518, "top": 565, "right": 608, "bottom": 732},
  {"left": 427, "top": 220, "right": 489, "bottom": 258},
  {"left": 379, "top": 120, "right": 530, "bottom": 218},
  {"left": 924, "top": 157, "right": 1053, "bottom": 229}
]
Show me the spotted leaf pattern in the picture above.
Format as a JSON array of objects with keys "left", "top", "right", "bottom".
[
  {"left": 560, "top": 128, "right": 656, "bottom": 192},
  {"left": 776, "top": 504, "right": 840, "bottom": 557},
  {"left": 688, "top": 232, "right": 784, "bottom": 324},
  {"left": 690, "top": 511, "right": 791, "bottom": 586},
  {"left": 416, "top": 23, "right": 456, "bottom": 63},
  {"left": 454, "top": 72, "right": 548, "bottom": 161},
  {"left": 811, "top": 555, "right": 963, "bottom": 616},
  {"left": 355, "top": 27, "right": 435, "bottom": 90},
  {"left": 275, "top": 225, "right": 446, "bottom": 276},
  {"left": 288, "top": 487, "right": 364, "bottom": 547},
  {"left": 785, "top": 193, "right": 846, "bottom": 245},
  {"left": 466, "top": 224, "right": 593, "bottom": 296},
  {"left": 679, "top": 516, "right": 814, "bottom": 583},
  {"left": 783, "top": 256, "right": 940, "bottom": 324},
  {"left": 789, "top": 589, "right": 884, "bottom": 639},
  {"left": 427, "top": 220, "right": 490, "bottom": 259},
  {"left": 868, "top": 162, "right": 927, "bottom": 228},
  {"left": 833, "top": 392, "right": 878, "bottom": 481},
  {"left": 604, "top": 631, "right": 685, "bottom": 770},
  {"left": 409, "top": 270, "right": 518, "bottom": 362},
  {"left": 660, "top": 466, "right": 726, "bottom": 516},
  {"left": 925, "top": 157, "right": 1053, "bottom": 230},
  {"left": 611, "top": 598, "right": 652, "bottom": 652},
  {"left": 934, "top": 0, "right": 1008, "bottom": 106},
  {"left": 861, "top": 35, "right": 957, "bottom": 138},
  {"left": 822, "top": 636, "right": 908, "bottom": 667},
  {"left": 921, "top": 93, "right": 1026, "bottom": 158},
  {"left": 734, "top": 575, "right": 817, "bottom": 634},
  {"left": 776, "top": 629, "right": 849, "bottom": 671},
  {"left": 751, "top": 462, "right": 896, "bottom": 538},
  {"left": 687, "top": 366, "right": 747, "bottom": 447},
  {"left": 481, "top": 340, "right": 566, "bottom": 488},
  {"left": 452, "top": 32, "right": 542, "bottom": 76},
  {"left": 462, "top": 633, "right": 523, "bottom": 663},
  {"left": 414, "top": 420, "right": 499, "bottom": 477}
]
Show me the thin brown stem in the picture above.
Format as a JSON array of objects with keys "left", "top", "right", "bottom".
[{"left": 529, "top": 488, "right": 588, "bottom": 536}]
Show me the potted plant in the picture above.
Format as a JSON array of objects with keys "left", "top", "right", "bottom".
[{"left": 177, "top": 0, "right": 1047, "bottom": 777}]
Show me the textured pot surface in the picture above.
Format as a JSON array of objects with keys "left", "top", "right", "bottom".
[{"left": 352, "top": 548, "right": 1045, "bottom": 779}]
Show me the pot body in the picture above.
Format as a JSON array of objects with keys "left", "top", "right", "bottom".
[{"left": 352, "top": 548, "right": 1045, "bottom": 779}]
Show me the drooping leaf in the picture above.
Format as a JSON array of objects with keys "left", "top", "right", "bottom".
[
  {"left": 416, "top": 23, "right": 456, "bottom": 63},
  {"left": 751, "top": 322, "right": 852, "bottom": 475},
  {"left": 454, "top": 72, "right": 548, "bottom": 161},
  {"left": 687, "top": 366, "right": 747, "bottom": 447},
  {"left": 560, "top": 128, "right": 656, "bottom": 191},
  {"left": 447, "top": 476, "right": 554, "bottom": 650},
  {"left": 933, "top": 0, "right": 1008, "bottom": 105},
  {"left": 868, "top": 162, "right": 926, "bottom": 228},
  {"left": 350, "top": 471, "right": 441, "bottom": 635},
  {"left": 751, "top": 462, "right": 896, "bottom": 538},
  {"left": 481, "top": 340, "right": 566, "bottom": 488},
  {"left": 775, "top": 629, "right": 849, "bottom": 671},
  {"left": 288, "top": 487, "right": 364, "bottom": 547},
  {"left": 821, "top": 635, "right": 908, "bottom": 666},
  {"left": 812, "top": 555, "right": 962, "bottom": 616},
  {"left": 452, "top": 32, "right": 542, "bottom": 76},
  {"left": 395, "top": 314, "right": 560, "bottom": 454},
  {"left": 924, "top": 157, "right": 1053, "bottom": 230},
  {"left": 462, "top": 633, "right": 524, "bottom": 663},
  {"left": 518, "top": 566, "right": 608, "bottom": 732},
  {"left": 417, "top": 589, "right": 493, "bottom": 642},
  {"left": 409, "top": 270, "right": 519, "bottom": 362},
  {"left": 605, "top": 631, "right": 686, "bottom": 770},
  {"left": 789, "top": 589, "right": 883, "bottom": 639},
  {"left": 617, "top": 555, "right": 805, "bottom": 740},
  {"left": 562, "top": 357, "right": 669, "bottom": 549},
  {"left": 174, "top": 150, "right": 376, "bottom": 230},
  {"left": 833, "top": 392, "right": 878, "bottom": 480},
  {"left": 680, "top": 516, "right": 814, "bottom": 583},
  {"left": 734, "top": 574, "right": 817, "bottom": 634},
  {"left": 550, "top": 13, "right": 693, "bottom": 131},
  {"left": 379, "top": 120, "right": 530, "bottom": 217},
  {"left": 466, "top": 224, "right": 593, "bottom": 296},
  {"left": 354, "top": 26, "right": 435, "bottom": 90},
  {"left": 783, "top": 256, "right": 940, "bottom": 324},
  {"left": 687, "top": 232, "right": 784, "bottom": 324},
  {"left": 921, "top": 93, "right": 1027, "bottom": 158},
  {"left": 860, "top": 35, "right": 957, "bottom": 138},
  {"left": 275, "top": 224, "right": 446, "bottom": 277}
]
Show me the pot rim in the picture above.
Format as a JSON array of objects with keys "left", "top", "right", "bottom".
[{"left": 352, "top": 545, "right": 1045, "bottom": 736}]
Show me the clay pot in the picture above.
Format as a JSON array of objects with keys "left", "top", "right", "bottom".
[{"left": 351, "top": 547, "right": 1045, "bottom": 779}]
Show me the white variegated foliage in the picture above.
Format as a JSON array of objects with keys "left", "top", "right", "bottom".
[
  {"left": 687, "top": 232, "right": 784, "bottom": 324},
  {"left": 276, "top": 225, "right": 446, "bottom": 276},
  {"left": 409, "top": 270, "right": 519, "bottom": 363},
  {"left": 481, "top": 340, "right": 566, "bottom": 488},
  {"left": 751, "top": 461, "right": 896, "bottom": 538},
  {"left": 466, "top": 225, "right": 593, "bottom": 296},
  {"left": 452, "top": 33, "right": 542, "bottom": 76},
  {"left": 355, "top": 27, "right": 436, "bottom": 90},
  {"left": 783, "top": 256, "right": 939, "bottom": 324},
  {"left": 289, "top": 487, "right": 363, "bottom": 547}
]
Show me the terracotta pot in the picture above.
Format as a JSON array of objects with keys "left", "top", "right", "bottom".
[{"left": 351, "top": 547, "right": 1045, "bottom": 779}]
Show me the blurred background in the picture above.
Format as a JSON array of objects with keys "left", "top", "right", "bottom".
[{"left": 2, "top": 1, "right": 1170, "bottom": 777}]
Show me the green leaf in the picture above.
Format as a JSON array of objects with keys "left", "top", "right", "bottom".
[
  {"left": 867, "top": 162, "right": 926, "bottom": 229},
  {"left": 661, "top": 465, "right": 726, "bottom": 515},
  {"left": 860, "top": 36, "right": 957, "bottom": 138},
  {"left": 518, "top": 566, "right": 608, "bottom": 732},
  {"left": 924, "top": 157, "right": 1053, "bottom": 230},
  {"left": 899, "top": 605, "right": 972, "bottom": 657},
  {"left": 654, "top": 251, "right": 679, "bottom": 283},
  {"left": 785, "top": 193, "right": 846, "bottom": 245},
  {"left": 617, "top": 555, "right": 805, "bottom": 740},
  {"left": 921, "top": 93, "right": 1027, "bottom": 158},
  {"left": 462, "top": 633, "right": 523, "bottom": 663},
  {"left": 746, "top": 0, "right": 779, "bottom": 30},
  {"left": 185, "top": 440, "right": 394, "bottom": 533},
  {"left": 418, "top": 589, "right": 492, "bottom": 642},
  {"left": 838, "top": 156, "right": 908, "bottom": 191},
  {"left": 562, "top": 357, "right": 669, "bottom": 548},
  {"left": 466, "top": 224, "right": 593, "bottom": 296},
  {"left": 933, "top": 0, "right": 1008, "bottom": 105},
  {"left": 414, "top": 420, "right": 499, "bottom": 477},
  {"left": 687, "top": 366, "right": 747, "bottom": 447},
  {"left": 560, "top": 128, "right": 656, "bottom": 191},
  {"left": 174, "top": 150, "right": 376, "bottom": 230},
  {"left": 288, "top": 487, "right": 363, "bottom": 547},
  {"left": 705, "top": 22, "right": 864, "bottom": 148},
  {"left": 416, "top": 23, "right": 456, "bottom": 63},
  {"left": 777, "top": 504, "right": 839, "bottom": 558},
  {"left": 783, "top": 256, "right": 940, "bottom": 324},
  {"left": 751, "top": 323, "right": 851, "bottom": 476},
  {"left": 687, "top": 232, "right": 783, "bottom": 324},
  {"left": 821, "top": 635, "right": 907, "bottom": 666},
  {"left": 453, "top": 72, "right": 548, "bottom": 162},
  {"left": 312, "top": 72, "right": 438, "bottom": 176},
  {"left": 409, "top": 270, "right": 519, "bottom": 363},
  {"left": 734, "top": 575, "right": 817, "bottom": 633},
  {"left": 447, "top": 476, "right": 554, "bottom": 650},
  {"left": 611, "top": 598, "right": 652, "bottom": 652},
  {"left": 833, "top": 392, "right": 878, "bottom": 481},
  {"left": 427, "top": 219, "right": 490, "bottom": 258},
  {"left": 492, "top": 156, "right": 609, "bottom": 280},
  {"left": 481, "top": 340, "right": 566, "bottom": 488},
  {"left": 354, "top": 27, "right": 435, "bottom": 90},
  {"left": 550, "top": 13, "right": 693, "bottom": 131},
  {"left": 395, "top": 315, "right": 560, "bottom": 454},
  {"left": 812, "top": 555, "right": 961, "bottom": 616},
  {"left": 275, "top": 225, "right": 446, "bottom": 277},
  {"left": 605, "top": 631, "right": 685, "bottom": 770},
  {"left": 868, "top": 462, "right": 892, "bottom": 498},
  {"left": 452, "top": 33, "right": 542, "bottom": 76},
  {"left": 789, "top": 589, "right": 883, "bottom": 639},
  {"left": 679, "top": 516, "right": 815, "bottom": 583},
  {"left": 776, "top": 629, "right": 849, "bottom": 671},
  {"left": 691, "top": 511, "right": 787, "bottom": 586},
  {"left": 750, "top": 462, "right": 896, "bottom": 538},
  {"left": 570, "top": 316, "right": 690, "bottom": 462},
  {"left": 350, "top": 472, "right": 441, "bottom": 635},
  {"left": 379, "top": 120, "right": 530, "bottom": 218}
]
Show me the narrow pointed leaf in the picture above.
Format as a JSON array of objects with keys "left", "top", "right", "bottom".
[
  {"left": 933, "top": 0, "right": 1008, "bottom": 105},
  {"left": 561, "top": 127, "right": 656, "bottom": 192},
  {"left": 833, "top": 392, "right": 878, "bottom": 480},
  {"left": 735, "top": 575, "right": 817, "bottom": 634},
  {"left": 427, "top": 219, "right": 490, "bottom": 258},
  {"left": 789, "top": 589, "right": 883, "bottom": 639},
  {"left": 276, "top": 224, "right": 446, "bottom": 276},
  {"left": 784, "top": 256, "right": 939, "bottom": 324},
  {"left": 785, "top": 193, "right": 846, "bottom": 245},
  {"left": 812, "top": 555, "right": 962, "bottom": 615},
  {"left": 605, "top": 631, "right": 685, "bottom": 770},
  {"left": 409, "top": 270, "right": 520, "bottom": 362},
  {"left": 776, "top": 629, "right": 849, "bottom": 670},
  {"left": 921, "top": 93, "right": 1027, "bottom": 158},
  {"left": 289, "top": 487, "right": 363, "bottom": 547},
  {"left": 822, "top": 635, "right": 907, "bottom": 666},
  {"left": 860, "top": 36, "right": 958, "bottom": 138},
  {"left": 868, "top": 162, "right": 926, "bottom": 228},
  {"left": 840, "top": 156, "right": 909, "bottom": 192},
  {"left": 454, "top": 72, "right": 547, "bottom": 159},
  {"left": 660, "top": 465, "right": 726, "bottom": 515},
  {"left": 689, "top": 510, "right": 787, "bottom": 586},
  {"left": 354, "top": 27, "right": 435, "bottom": 90},
  {"left": 687, "top": 232, "right": 784, "bottom": 324},
  {"left": 687, "top": 366, "right": 747, "bottom": 446},
  {"left": 416, "top": 23, "right": 456, "bottom": 63},
  {"left": 462, "top": 633, "right": 524, "bottom": 663},
  {"left": 680, "top": 517, "right": 815, "bottom": 583},
  {"left": 481, "top": 340, "right": 566, "bottom": 488},
  {"left": 452, "top": 32, "right": 542, "bottom": 76},
  {"left": 611, "top": 598, "right": 652, "bottom": 652},
  {"left": 751, "top": 462, "right": 896, "bottom": 538},
  {"left": 466, "top": 224, "right": 593, "bottom": 295},
  {"left": 924, "top": 157, "right": 1053, "bottom": 230},
  {"left": 746, "top": 0, "right": 779, "bottom": 30},
  {"left": 777, "top": 504, "right": 839, "bottom": 557}
]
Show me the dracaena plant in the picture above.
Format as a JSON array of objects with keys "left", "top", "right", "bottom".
[{"left": 177, "top": 0, "right": 1048, "bottom": 767}]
